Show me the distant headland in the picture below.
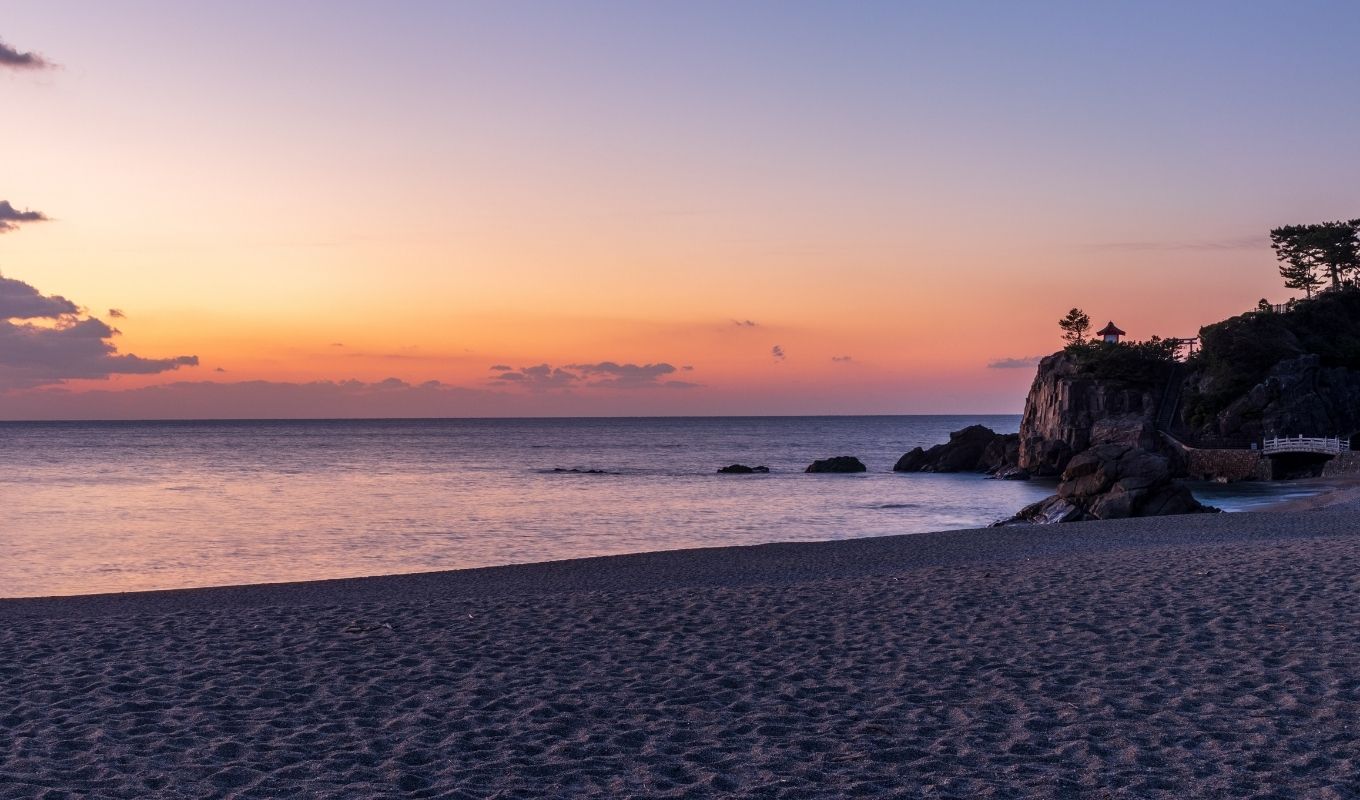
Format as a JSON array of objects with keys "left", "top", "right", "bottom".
[{"left": 898, "top": 217, "right": 1360, "bottom": 524}]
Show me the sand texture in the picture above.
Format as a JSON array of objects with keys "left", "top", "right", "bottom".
[{"left": 5, "top": 505, "right": 1360, "bottom": 798}]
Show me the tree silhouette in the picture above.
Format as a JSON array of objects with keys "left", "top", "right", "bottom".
[
  {"left": 1271, "top": 220, "right": 1360, "bottom": 296},
  {"left": 1058, "top": 308, "right": 1091, "bottom": 345}
]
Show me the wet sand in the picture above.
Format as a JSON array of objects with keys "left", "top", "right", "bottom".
[{"left": 4, "top": 504, "right": 1360, "bottom": 798}]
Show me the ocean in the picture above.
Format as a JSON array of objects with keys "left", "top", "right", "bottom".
[{"left": 0, "top": 416, "right": 1308, "bottom": 598}]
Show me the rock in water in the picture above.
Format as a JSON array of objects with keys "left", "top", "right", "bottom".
[
  {"left": 892, "top": 425, "right": 1020, "bottom": 474},
  {"left": 996, "top": 444, "right": 1216, "bottom": 525},
  {"left": 806, "top": 456, "right": 867, "bottom": 473},
  {"left": 717, "top": 464, "right": 769, "bottom": 474}
]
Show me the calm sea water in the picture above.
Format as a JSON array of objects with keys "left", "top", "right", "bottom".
[{"left": 0, "top": 416, "right": 1300, "bottom": 598}]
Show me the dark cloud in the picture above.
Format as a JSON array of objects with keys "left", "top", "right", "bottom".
[
  {"left": 491, "top": 363, "right": 580, "bottom": 390},
  {"left": 771, "top": 345, "right": 785, "bottom": 361},
  {"left": 0, "top": 273, "right": 198, "bottom": 391},
  {"left": 566, "top": 361, "right": 698, "bottom": 389},
  {"left": 681, "top": 365, "right": 694, "bottom": 371},
  {"left": 831, "top": 355, "right": 853, "bottom": 363},
  {"left": 0, "top": 39, "right": 51, "bottom": 70},
  {"left": 108, "top": 308, "right": 126, "bottom": 319},
  {"left": 0, "top": 274, "right": 78, "bottom": 319},
  {"left": 987, "top": 355, "right": 1044, "bottom": 369},
  {"left": 733, "top": 319, "right": 759, "bottom": 327},
  {"left": 214, "top": 367, "right": 227, "bottom": 373},
  {"left": 489, "top": 364, "right": 513, "bottom": 371},
  {"left": 0, "top": 201, "right": 50, "bottom": 234}
]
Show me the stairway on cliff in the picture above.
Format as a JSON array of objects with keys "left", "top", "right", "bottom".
[{"left": 1156, "top": 363, "right": 1186, "bottom": 435}]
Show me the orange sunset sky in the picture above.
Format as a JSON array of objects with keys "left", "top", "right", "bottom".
[{"left": 3, "top": 2, "right": 1358, "bottom": 418}]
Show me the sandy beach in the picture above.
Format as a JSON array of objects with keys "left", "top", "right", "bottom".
[{"left": 5, "top": 502, "right": 1360, "bottom": 799}]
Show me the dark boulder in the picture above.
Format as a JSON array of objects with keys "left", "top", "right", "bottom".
[
  {"left": 893, "top": 447, "right": 930, "bottom": 472},
  {"left": 979, "top": 433, "right": 1021, "bottom": 473},
  {"left": 996, "top": 444, "right": 1216, "bottom": 525},
  {"left": 717, "top": 464, "right": 769, "bottom": 474},
  {"left": 806, "top": 456, "right": 867, "bottom": 473},
  {"left": 893, "top": 425, "right": 1020, "bottom": 475}
]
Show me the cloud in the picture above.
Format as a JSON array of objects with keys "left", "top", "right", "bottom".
[
  {"left": 0, "top": 38, "right": 52, "bottom": 70},
  {"left": 771, "top": 345, "right": 785, "bottom": 361},
  {"left": 491, "top": 361, "right": 699, "bottom": 391},
  {"left": 0, "top": 274, "right": 78, "bottom": 319},
  {"left": 733, "top": 319, "right": 759, "bottom": 327},
  {"left": 0, "top": 201, "right": 49, "bottom": 234},
  {"left": 831, "top": 355, "right": 853, "bottom": 363},
  {"left": 987, "top": 355, "right": 1045, "bottom": 369},
  {"left": 0, "top": 273, "right": 198, "bottom": 391},
  {"left": 108, "top": 308, "right": 126, "bottom": 319},
  {"left": 492, "top": 363, "right": 580, "bottom": 390},
  {"left": 566, "top": 361, "right": 698, "bottom": 389}
]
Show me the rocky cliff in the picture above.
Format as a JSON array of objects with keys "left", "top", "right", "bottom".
[
  {"left": 1017, "top": 352, "right": 1166, "bottom": 476},
  {"left": 1180, "top": 287, "right": 1360, "bottom": 445},
  {"left": 1184, "top": 354, "right": 1360, "bottom": 445}
]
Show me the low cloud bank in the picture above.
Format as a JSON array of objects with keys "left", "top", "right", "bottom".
[
  {"left": 492, "top": 361, "right": 698, "bottom": 390},
  {"left": 987, "top": 355, "right": 1044, "bottom": 369}
]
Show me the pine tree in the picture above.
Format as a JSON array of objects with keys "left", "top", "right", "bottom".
[
  {"left": 1271, "top": 220, "right": 1360, "bottom": 296},
  {"left": 1058, "top": 308, "right": 1091, "bottom": 345}
]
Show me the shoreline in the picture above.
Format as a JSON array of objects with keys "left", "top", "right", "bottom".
[
  {"left": 1253, "top": 473, "right": 1360, "bottom": 512},
  {"left": 5, "top": 504, "right": 1360, "bottom": 796},
  {"left": 2, "top": 494, "right": 1356, "bottom": 614},
  {"left": 0, "top": 472, "right": 1351, "bottom": 607}
]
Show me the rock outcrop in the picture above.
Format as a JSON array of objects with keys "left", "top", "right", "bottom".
[
  {"left": 893, "top": 425, "right": 1020, "bottom": 475},
  {"left": 997, "top": 444, "right": 1216, "bottom": 525},
  {"left": 717, "top": 464, "right": 769, "bottom": 474},
  {"left": 806, "top": 456, "right": 867, "bottom": 473},
  {"left": 1017, "top": 352, "right": 1164, "bottom": 476},
  {"left": 1188, "top": 354, "right": 1360, "bottom": 445}
]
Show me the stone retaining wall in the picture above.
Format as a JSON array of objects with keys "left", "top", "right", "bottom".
[
  {"left": 1162, "top": 435, "right": 1270, "bottom": 481},
  {"left": 1322, "top": 451, "right": 1360, "bottom": 476},
  {"left": 1183, "top": 447, "right": 1270, "bottom": 481}
]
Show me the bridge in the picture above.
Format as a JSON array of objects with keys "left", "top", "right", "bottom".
[{"left": 1262, "top": 436, "right": 1346, "bottom": 456}]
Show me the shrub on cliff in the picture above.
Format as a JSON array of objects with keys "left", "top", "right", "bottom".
[
  {"left": 1061, "top": 338, "right": 1178, "bottom": 384},
  {"left": 1186, "top": 287, "right": 1360, "bottom": 423}
]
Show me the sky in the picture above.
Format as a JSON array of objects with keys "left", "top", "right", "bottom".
[{"left": 3, "top": 1, "right": 1359, "bottom": 419}]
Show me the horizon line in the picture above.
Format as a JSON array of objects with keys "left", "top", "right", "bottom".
[{"left": 0, "top": 412, "right": 1026, "bottom": 424}]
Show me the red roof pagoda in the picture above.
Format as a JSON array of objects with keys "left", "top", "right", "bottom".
[{"left": 1096, "top": 321, "right": 1125, "bottom": 343}]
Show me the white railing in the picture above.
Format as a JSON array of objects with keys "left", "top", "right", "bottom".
[{"left": 1262, "top": 435, "right": 1345, "bottom": 456}]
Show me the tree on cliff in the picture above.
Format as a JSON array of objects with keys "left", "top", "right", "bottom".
[
  {"left": 1271, "top": 220, "right": 1360, "bottom": 295},
  {"left": 1058, "top": 308, "right": 1091, "bottom": 344}
]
